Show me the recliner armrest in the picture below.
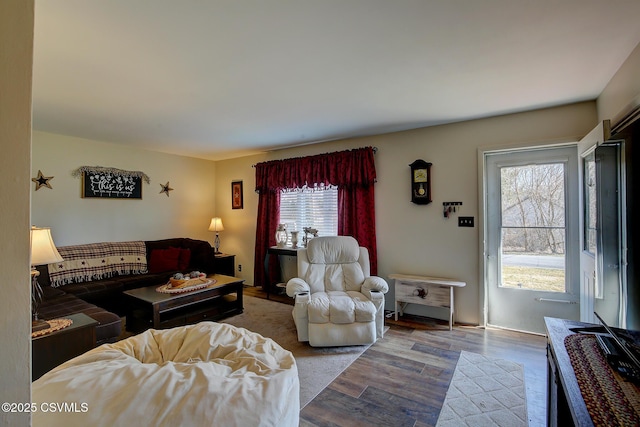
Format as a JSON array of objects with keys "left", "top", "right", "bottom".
[
  {"left": 293, "top": 290, "right": 310, "bottom": 304},
  {"left": 286, "top": 277, "right": 310, "bottom": 297},
  {"left": 362, "top": 288, "right": 384, "bottom": 304},
  {"left": 362, "top": 276, "right": 389, "bottom": 294}
]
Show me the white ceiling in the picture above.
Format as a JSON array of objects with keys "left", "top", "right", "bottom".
[{"left": 33, "top": 0, "right": 640, "bottom": 161}]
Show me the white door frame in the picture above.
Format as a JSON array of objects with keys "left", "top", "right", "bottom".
[
  {"left": 577, "top": 121, "right": 611, "bottom": 324},
  {"left": 478, "top": 142, "right": 580, "bottom": 331}
]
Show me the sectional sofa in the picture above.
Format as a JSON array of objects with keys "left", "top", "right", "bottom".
[{"left": 36, "top": 238, "right": 217, "bottom": 344}]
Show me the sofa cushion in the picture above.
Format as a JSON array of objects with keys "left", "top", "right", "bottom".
[
  {"left": 307, "top": 236, "right": 360, "bottom": 264},
  {"left": 58, "top": 279, "right": 124, "bottom": 302},
  {"left": 307, "top": 291, "right": 376, "bottom": 324},
  {"left": 174, "top": 247, "right": 191, "bottom": 271},
  {"left": 179, "top": 238, "right": 214, "bottom": 272},
  {"left": 116, "top": 272, "right": 176, "bottom": 290},
  {"left": 148, "top": 248, "right": 181, "bottom": 273},
  {"left": 145, "top": 238, "right": 214, "bottom": 273},
  {"left": 145, "top": 238, "right": 184, "bottom": 260},
  {"left": 39, "top": 291, "right": 121, "bottom": 344}
]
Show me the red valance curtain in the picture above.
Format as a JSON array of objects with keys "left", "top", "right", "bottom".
[{"left": 253, "top": 146, "right": 378, "bottom": 288}]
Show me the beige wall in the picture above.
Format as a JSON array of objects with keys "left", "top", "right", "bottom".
[
  {"left": 213, "top": 156, "right": 261, "bottom": 281},
  {"left": 598, "top": 42, "right": 640, "bottom": 124},
  {"left": 215, "top": 101, "right": 597, "bottom": 325},
  {"left": 31, "top": 132, "right": 218, "bottom": 246},
  {"left": 9, "top": 23, "right": 638, "bottom": 415},
  {"left": 0, "top": 0, "right": 33, "bottom": 426}
]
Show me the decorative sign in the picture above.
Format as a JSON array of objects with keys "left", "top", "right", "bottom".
[{"left": 72, "top": 166, "right": 150, "bottom": 199}]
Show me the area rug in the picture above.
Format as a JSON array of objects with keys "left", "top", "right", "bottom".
[
  {"left": 220, "top": 295, "right": 372, "bottom": 408},
  {"left": 436, "top": 351, "right": 528, "bottom": 427}
]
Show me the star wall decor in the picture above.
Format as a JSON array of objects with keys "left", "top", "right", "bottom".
[
  {"left": 160, "top": 181, "right": 174, "bottom": 197},
  {"left": 32, "top": 170, "right": 54, "bottom": 190}
]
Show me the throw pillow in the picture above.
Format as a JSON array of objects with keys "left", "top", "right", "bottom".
[
  {"left": 148, "top": 248, "right": 181, "bottom": 273},
  {"left": 172, "top": 247, "right": 191, "bottom": 271}
]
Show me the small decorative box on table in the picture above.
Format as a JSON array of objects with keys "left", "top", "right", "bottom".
[{"left": 389, "top": 273, "right": 466, "bottom": 330}]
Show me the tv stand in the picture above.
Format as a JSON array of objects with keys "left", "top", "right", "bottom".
[
  {"left": 546, "top": 317, "right": 593, "bottom": 426},
  {"left": 545, "top": 317, "right": 640, "bottom": 426}
]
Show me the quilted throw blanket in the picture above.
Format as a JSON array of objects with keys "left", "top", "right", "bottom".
[{"left": 48, "top": 241, "right": 148, "bottom": 287}]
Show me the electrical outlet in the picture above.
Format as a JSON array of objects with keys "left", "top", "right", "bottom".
[
  {"left": 238, "top": 264, "right": 242, "bottom": 272},
  {"left": 458, "top": 216, "right": 474, "bottom": 227}
]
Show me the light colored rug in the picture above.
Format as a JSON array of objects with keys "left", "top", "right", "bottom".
[
  {"left": 436, "top": 351, "right": 528, "bottom": 427},
  {"left": 220, "top": 295, "right": 372, "bottom": 408}
]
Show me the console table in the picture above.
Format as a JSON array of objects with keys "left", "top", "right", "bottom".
[
  {"left": 389, "top": 273, "right": 465, "bottom": 330},
  {"left": 264, "top": 246, "right": 301, "bottom": 299}
]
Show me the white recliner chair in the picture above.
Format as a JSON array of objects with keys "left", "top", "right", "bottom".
[{"left": 286, "top": 236, "right": 389, "bottom": 347}]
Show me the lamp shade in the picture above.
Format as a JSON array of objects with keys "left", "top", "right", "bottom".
[
  {"left": 208, "top": 217, "right": 224, "bottom": 232},
  {"left": 30, "top": 226, "right": 63, "bottom": 266}
]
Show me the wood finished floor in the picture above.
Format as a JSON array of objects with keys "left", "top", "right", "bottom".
[{"left": 245, "top": 286, "right": 548, "bottom": 427}]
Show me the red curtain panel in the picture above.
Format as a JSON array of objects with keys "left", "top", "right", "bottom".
[{"left": 253, "top": 146, "right": 378, "bottom": 287}]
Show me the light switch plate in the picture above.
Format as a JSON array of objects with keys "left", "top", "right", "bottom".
[{"left": 458, "top": 217, "right": 474, "bottom": 227}]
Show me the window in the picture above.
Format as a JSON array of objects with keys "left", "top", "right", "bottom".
[
  {"left": 500, "top": 162, "right": 567, "bottom": 292},
  {"left": 583, "top": 151, "right": 597, "bottom": 254},
  {"left": 279, "top": 184, "right": 338, "bottom": 244}
]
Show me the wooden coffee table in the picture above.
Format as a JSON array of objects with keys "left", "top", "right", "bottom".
[{"left": 124, "top": 274, "right": 244, "bottom": 332}]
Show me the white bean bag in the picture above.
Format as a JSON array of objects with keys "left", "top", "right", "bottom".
[{"left": 32, "top": 322, "right": 300, "bottom": 427}]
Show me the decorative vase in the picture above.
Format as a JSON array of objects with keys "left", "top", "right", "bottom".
[
  {"left": 290, "top": 231, "right": 299, "bottom": 249},
  {"left": 275, "top": 224, "right": 288, "bottom": 248}
]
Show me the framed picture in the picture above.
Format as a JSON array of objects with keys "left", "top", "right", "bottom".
[
  {"left": 82, "top": 171, "right": 143, "bottom": 199},
  {"left": 232, "top": 180, "right": 243, "bottom": 209}
]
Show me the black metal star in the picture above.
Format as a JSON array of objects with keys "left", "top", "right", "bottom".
[
  {"left": 32, "top": 170, "right": 54, "bottom": 190},
  {"left": 160, "top": 182, "right": 174, "bottom": 197}
]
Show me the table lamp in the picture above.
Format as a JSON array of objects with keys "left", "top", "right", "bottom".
[
  {"left": 30, "top": 226, "right": 63, "bottom": 332},
  {"left": 208, "top": 217, "right": 224, "bottom": 254}
]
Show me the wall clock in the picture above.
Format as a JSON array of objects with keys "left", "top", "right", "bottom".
[{"left": 409, "top": 159, "right": 432, "bottom": 204}]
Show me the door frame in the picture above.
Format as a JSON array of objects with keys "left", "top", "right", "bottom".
[
  {"left": 576, "top": 121, "right": 613, "bottom": 324},
  {"left": 478, "top": 141, "right": 580, "bottom": 330}
]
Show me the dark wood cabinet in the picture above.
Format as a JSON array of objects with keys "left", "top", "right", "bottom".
[
  {"left": 543, "top": 317, "right": 640, "bottom": 426},
  {"left": 264, "top": 246, "right": 301, "bottom": 298},
  {"left": 214, "top": 253, "right": 235, "bottom": 276},
  {"left": 546, "top": 317, "right": 591, "bottom": 426}
]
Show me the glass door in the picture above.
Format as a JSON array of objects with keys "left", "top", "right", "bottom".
[{"left": 485, "top": 146, "right": 579, "bottom": 333}]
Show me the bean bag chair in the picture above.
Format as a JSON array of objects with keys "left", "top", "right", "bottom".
[{"left": 32, "top": 322, "right": 300, "bottom": 426}]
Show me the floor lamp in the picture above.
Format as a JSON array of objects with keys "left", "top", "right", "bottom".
[{"left": 30, "top": 226, "right": 64, "bottom": 332}]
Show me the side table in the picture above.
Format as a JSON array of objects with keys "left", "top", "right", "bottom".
[
  {"left": 264, "top": 246, "right": 301, "bottom": 299},
  {"left": 214, "top": 253, "right": 235, "bottom": 276},
  {"left": 32, "top": 312, "right": 98, "bottom": 381},
  {"left": 389, "top": 273, "right": 466, "bottom": 330}
]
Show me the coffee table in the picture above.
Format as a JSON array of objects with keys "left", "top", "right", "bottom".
[{"left": 124, "top": 274, "right": 244, "bottom": 332}]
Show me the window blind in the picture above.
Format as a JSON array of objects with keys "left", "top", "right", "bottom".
[{"left": 279, "top": 185, "right": 338, "bottom": 243}]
